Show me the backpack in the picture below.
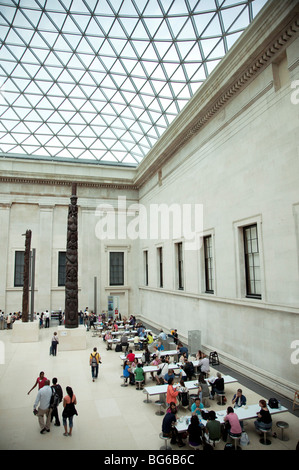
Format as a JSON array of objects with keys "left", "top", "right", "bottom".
[
  {"left": 268, "top": 398, "right": 279, "bottom": 409},
  {"left": 240, "top": 432, "right": 250, "bottom": 446},
  {"left": 91, "top": 353, "right": 99, "bottom": 365},
  {"left": 50, "top": 386, "right": 60, "bottom": 409},
  {"left": 181, "top": 392, "right": 189, "bottom": 407}
]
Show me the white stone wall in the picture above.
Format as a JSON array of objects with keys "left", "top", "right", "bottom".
[
  {"left": 0, "top": 183, "right": 139, "bottom": 317},
  {"left": 137, "top": 37, "right": 299, "bottom": 397}
]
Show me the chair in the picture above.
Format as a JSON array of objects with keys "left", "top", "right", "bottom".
[
  {"left": 155, "top": 400, "right": 165, "bottom": 416},
  {"left": 135, "top": 380, "right": 143, "bottom": 390},
  {"left": 188, "top": 441, "right": 201, "bottom": 450},
  {"left": 202, "top": 397, "right": 210, "bottom": 408},
  {"left": 120, "top": 375, "right": 128, "bottom": 387},
  {"left": 259, "top": 428, "right": 272, "bottom": 445},
  {"left": 159, "top": 432, "right": 172, "bottom": 450},
  {"left": 216, "top": 392, "right": 226, "bottom": 406},
  {"left": 210, "top": 438, "right": 221, "bottom": 448},
  {"left": 293, "top": 390, "right": 299, "bottom": 411},
  {"left": 276, "top": 421, "right": 289, "bottom": 441},
  {"left": 209, "top": 351, "right": 219, "bottom": 366},
  {"left": 180, "top": 391, "right": 189, "bottom": 411},
  {"left": 229, "top": 434, "right": 241, "bottom": 450}
]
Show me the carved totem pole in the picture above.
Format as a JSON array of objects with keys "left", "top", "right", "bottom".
[
  {"left": 22, "top": 229, "right": 31, "bottom": 322},
  {"left": 65, "top": 183, "right": 78, "bottom": 328}
]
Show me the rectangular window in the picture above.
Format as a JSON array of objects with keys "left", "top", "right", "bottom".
[
  {"left": 110, "top": 252, "right": 124, "bottom": 286},
  {"left": 243, "top": 224, "right": 261, "bottom": 299},
  {"left": 14, "top": 251, "right": 24, "bottom": 287},
  {"left": 157, "top": 247, "right": 163, "bottom": 288},
  {"left": 144, "top": 250, "right": 148, "bottom": 286},
  {"left": 58, "top": 251, "right": 66, "bottom": 286},
  {"left": 204, "top": 235, "right": 214, "bottom": 293},
  {"left": 176, "top": 242, "right": 184, "bottom": 290}
]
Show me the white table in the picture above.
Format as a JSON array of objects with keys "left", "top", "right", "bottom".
[
  {"left": 143, "top": 375, "right": 237, "bottom": 411},
  {"left": 142, "top": 365, "right": 159, "bottom": 384},
  {"left": 175, "top": 403, "right": 288, "bottom": 432}
]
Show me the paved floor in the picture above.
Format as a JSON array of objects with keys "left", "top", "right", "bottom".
[{"left": 0, "top": 322, "right": 298, "bottom": 451}]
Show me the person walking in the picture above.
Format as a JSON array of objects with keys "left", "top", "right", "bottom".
[
  {"left": 50, "top": 377, "right": 63, "bottom": 427},
  {"left": 89, "top": 347, "right": 101, "bottom": 382},
  {"left": 27, "top": 371, "right": 48, "bottom": 395},
  {"left": 33, "top": 379, "right": 52, "bottom": 434},
  {"left": 62, "top": 386, "right": 77, "bottom": 436}
]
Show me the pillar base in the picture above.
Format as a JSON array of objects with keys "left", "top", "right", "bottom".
[
  {"left": 57, "top": 325, "right": 86, "bottom": 351},
  {"left": 11, "top": 320, "right": 39, "bottom": 343}
]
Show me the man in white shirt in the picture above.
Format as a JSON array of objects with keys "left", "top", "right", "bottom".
[
  {"left": 44, "top": 310, "right": 50, "bottom": 328},
  {"left": 33, "top": 379, "right": 53, "bottom": 434},
  {"left": 198, "top": 357, "right": 210, "bottom": 376}
]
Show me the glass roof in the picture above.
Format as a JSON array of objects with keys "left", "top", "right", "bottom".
[{"left": 0, "top": 0, "right": 268, "bottom": 167}]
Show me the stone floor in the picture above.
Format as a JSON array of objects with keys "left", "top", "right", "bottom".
[{"left": 0, "top": 323, "right": 298, "bottom": 452}]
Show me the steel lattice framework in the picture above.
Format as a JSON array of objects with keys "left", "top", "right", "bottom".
[{"left": 0, "top": 0, "right": 268, "bottom": 166}]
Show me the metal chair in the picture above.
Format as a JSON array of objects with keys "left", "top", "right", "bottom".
[
  {"left": 259, "top": 427, "right": 272, "bottom": 445},
  {"left": 120, "top": 375, "right": 128, "bottom": 387},
  {"left": 293, "top": 391, "right": 299, "bottom": 411},
  {"left": 216, "top": 392, "right": 226, "bottom": 406},
  {"left": 276, "top": 421, "right": 289, "bottom": 441},
  {"left": 159, "top": 432, "right": 172, "bottom": 450},
  {"left": 229, "top": 433, "right": 241, "bottom": 450}
]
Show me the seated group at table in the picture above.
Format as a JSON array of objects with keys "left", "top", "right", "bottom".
[{"left": 162, "top": 389, "right": 274, "bottom": 448}]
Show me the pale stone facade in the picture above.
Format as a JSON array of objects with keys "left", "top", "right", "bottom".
[{"left": 0, "top": 0, "right": 298, "bottom": 398}]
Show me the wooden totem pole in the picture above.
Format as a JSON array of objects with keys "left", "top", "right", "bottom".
[
  {"left": 22, "top": 229, "right": 31, "bottom": 322},
  {"left": 65, "top": 183, "right": 79, "bottom": 328}
]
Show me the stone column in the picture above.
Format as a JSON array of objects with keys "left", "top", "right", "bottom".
[{"left": 0, "top": 203, "right": 11, "bottom": 311}]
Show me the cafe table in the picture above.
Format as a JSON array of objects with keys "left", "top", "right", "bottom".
[
  {"left": 143, "top": 376, "right": 238, "bottom": 412},
  {"left": 175, "top": 403, "right": 288, "bottom": 433}
]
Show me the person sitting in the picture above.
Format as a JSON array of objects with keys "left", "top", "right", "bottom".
[
  {"left": 143, "top": 346, "right": 151, "bottom": 365},
  {"left": 254, "top": 399, "right": 272, "bottom": 433},
  {"left": 177, "top": 343, "right": 189, "bottom": 358},
  {"left": 147, "top": 332, "right": 154, "bottom": 345},
  {"left": 196, "top": 350, "right": 206, "bottom": 360},
  {"left": 197, "top": 373, "right": 210, "bottom": 406},
  {"left": 187, "top": 415, "right": 203, "bottom": 449},
  {"left": 156, "top": 340, "right": 164, "bottom": 352},
  {"left": 166, "top": 377, "right": 179, "bottom": 407},
  {"left": 204, "top": 410, "right": 222, "bottom": 445},
  {"left": 120, "top": 333, "right": 129, "bottom": 352},
  {"left": 198, "top": 356, "right": 210, "bottom": 377},
  {"left": 158, "top": 329, "right": 168, "bottom": 341},
  {"left": 150, "top": 354, "right": 161, "bottom": 380},
  {"left": 127, "top": 350, "right": 135, "bottom": 363},
  {"left": 178, "top": 379, "right": 189, "bottom": 408},
  {"left": 134, "top": 363, "right": 145, "bottom": 389},
  {"left": 164, "top": 369, "right": 175, "bottom": 384},
  {"left": 209, "top": 372, "right": 225, "bottom": 399},
  {"left": 123, "top": 360, "right": 134, "bottom": 385},
  {"left": 191, "top": 397, "right": 204, "bottom": 417},
  {"left": 232, "top": 389, "right": 247, "bottom": 408},
  {"left": 162, "top": 403, "right": 185, "bottom": 447},
  {"left": 223, "top": 406, "right": 242, "bottom": 439},
  {"left": 169, "top": 329, "right": 179, "bottom": 345},
  {"left": 183, "top": 357, "right": 195, "bottom": 381}
]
